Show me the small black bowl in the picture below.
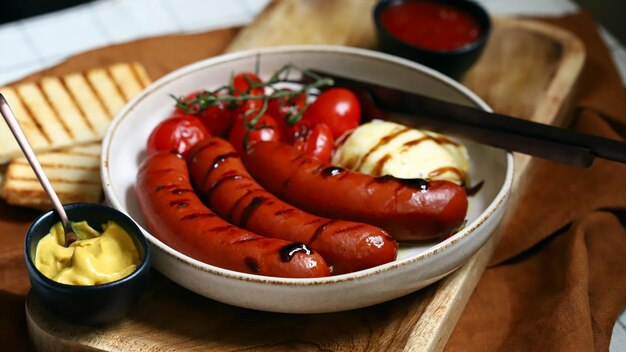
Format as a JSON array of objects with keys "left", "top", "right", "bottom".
[
  {"left": 24, "top": 203, "right": 151, "bottom": 326},
  {"left": 374, "top": 0, "right": 491, "bottom": 80}
]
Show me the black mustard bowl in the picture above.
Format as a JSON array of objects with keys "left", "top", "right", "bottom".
[
  {"left": 373, "top": 0, "right": 491, "bottom": 80},
  {"left": 24, "top": 203, "right": 151, "bottom": 326}
]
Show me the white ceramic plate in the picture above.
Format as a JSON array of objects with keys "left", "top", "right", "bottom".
[{"left": 102, "top": 45, "right": 513, "bottom": 313}]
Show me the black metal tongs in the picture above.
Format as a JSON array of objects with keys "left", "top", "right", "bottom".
[{"left": 308, "top": 69, "right": 626, "bottom": 167}]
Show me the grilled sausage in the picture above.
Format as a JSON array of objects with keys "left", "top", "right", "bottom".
[
  {"left": 135, "top": 151, "right": 331, "bottom": 278},
  {"left": 187, "top": 137, "right": 398, "bottom": 274},
  {"left": 243, "top": 141, "right": 468, "bottom": 240}
]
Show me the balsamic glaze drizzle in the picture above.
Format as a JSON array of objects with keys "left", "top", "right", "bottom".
[
  {"left": 373, "top": 174, "right": 430, "bottom": 191},
  {"left": 279, "top": 243, "right": 313, "bottom": 262},
  {"left": 355, "top": 127, "right": 411, "bottom": 170},
  {"left": 321, "top": 166, "right": 345, "bottom": 177},
  {"left": 466, "top": 180, "right": 484, "bottom": 196}
]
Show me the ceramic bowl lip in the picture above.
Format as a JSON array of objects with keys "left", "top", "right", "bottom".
[
  {"left": 101, "top": 44, "right": 513, "bottom": 286},
  {"left": 24, "top": 202, "right": 151, "bottom": 291},
  {"left": 373, "top": 0, "right": 492, "bottom": 55}
]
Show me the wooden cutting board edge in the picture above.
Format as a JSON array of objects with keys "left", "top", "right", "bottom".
[{"left": 497, "top": 17, "right": 586, "bottom": 182}]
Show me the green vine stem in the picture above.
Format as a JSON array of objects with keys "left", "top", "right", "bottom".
[{"left": 172, "top": 64, "right": 334, "bottom": 130}]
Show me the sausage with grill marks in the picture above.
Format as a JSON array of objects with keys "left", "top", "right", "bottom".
[
  {"left": 187, "top": 137, "right": 398, "bottom": 274},
  {"left": 135, "top": 151, "right": 331, "bottom": 278},
  {"left": 242, "top": 141, "right": 468, "bottom": 241}
]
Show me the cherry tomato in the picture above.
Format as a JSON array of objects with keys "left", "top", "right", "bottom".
[
  {"left": 267, "top": 89, "right": 307, "bottom": 132},
  {"left": 197, "top": 100, "right": 232, "bottom": 137},
  {"left": 228, "top": 114, "right": 282, "bottom": 155},
  {"left": 232, "top": 72, "right": 262, "bottom": 93},
  {"left": 303, "top": 88, "right": 361, "bottom": 139},
  {"left": 176, "top": 91, "right": 233, "bottom": 137},
  {"left": 231, "top": 72, "right": 264, "bottom": 111},
  {"left": 147, "top": 115, "right": 209, "bottom": 156},
  {"left": 289, "top": 120, "right": 334, "bottom": 163},
  {"left": 232, "top": 98, "right": 264, "bottom": 123}
]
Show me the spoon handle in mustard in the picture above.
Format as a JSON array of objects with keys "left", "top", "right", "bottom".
[{"left": 0, "top": 94, "right": 73, "bottom": 231}]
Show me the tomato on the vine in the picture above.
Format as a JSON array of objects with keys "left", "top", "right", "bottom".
[
  {"left": 146, "top": 115, "right": 209, "bottom": 157},
  {"left": 231, "top": 72, "right": 264, "bottom": 112},
  {"left": 228, "top": 114, "right": 282, "bottom": 155},
  {"left": 303, "top": 88, "right": 361, "bottom": 139},
  {"left": 232, "top": 98, "right": 264, "bottom": 123},
  {"left": 176, "top": 91, "right": 233, "bottom": 137},
  {"left": 232, "top": 72, "right": 263, "bottom": 95},
  {"left": 176, "top": 91, "right": 203, "bottom": 113},
  {"left": 288, "top": 119, "right": 334, "bottom": 163},
  {"left": 196, "top": 101, "right": 232, "bottom": 137},
  {"left": 266, "top": 89, "right": 307, "bottom": 132},
  {"left": 231, "top": 72, "right": 265, "bottom": 102}
]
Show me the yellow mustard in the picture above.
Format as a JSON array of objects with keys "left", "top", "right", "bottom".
[{"left": 35, "top": 221, "right": 140, "bottom": 286}]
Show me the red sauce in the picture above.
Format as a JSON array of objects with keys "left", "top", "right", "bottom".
[{"left": 380, "top": 1, "right": 481, "bottom": 51}]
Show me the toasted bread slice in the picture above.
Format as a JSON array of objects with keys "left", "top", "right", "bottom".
[
  {"left": 86, "top": 67, "right": 126, "bottom": 118},
  {"left": 109, "top": 63, "right": 146, "bottom": 101},
  {"left": 1, "top": 144, "right": 102, "bottom": 210},
  {"left": 0, "top": 62, "right": 150, "bottom": 163},
  {"left": 41, "top": 76, "right": 99, "bottom": 142},
  {"left": 0, "top": 87, "right": 49, "bottom": 154},
  {"left": 0, "top": 62, "right": 152, "bottom": 209},
  {"left": 63, "top": 72, "right": 113, "bottom": 137}
]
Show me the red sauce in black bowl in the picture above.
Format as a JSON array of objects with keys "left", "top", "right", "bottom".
[
  {"left": 380, "top": 0, "right": 481, "bottom": 51},
  {"left": 373, "top": 0, "right": 491, "bottom": 80}
]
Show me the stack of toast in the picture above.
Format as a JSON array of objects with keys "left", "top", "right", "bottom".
[{"left": 0, "top": 63, "right": 151, "bottom": 210}]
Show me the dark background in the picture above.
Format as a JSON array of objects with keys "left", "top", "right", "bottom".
[
  {"left": 574, "top": 0, "right": 626, "bottom": 45},
  {"left": 0, "top": 0, "right": 95, "bottom": 24}
]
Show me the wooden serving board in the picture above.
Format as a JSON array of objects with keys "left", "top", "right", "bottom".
[{"left": 24, "top": 1, "right": 585, "bottom": 351}]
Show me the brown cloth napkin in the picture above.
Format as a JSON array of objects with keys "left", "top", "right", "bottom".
[
  {"left": 445, "top": 12, "right": 626, "bottom": 352},
  {"left": 0, "top": 11, "right": 625, "bottom": 352}
]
